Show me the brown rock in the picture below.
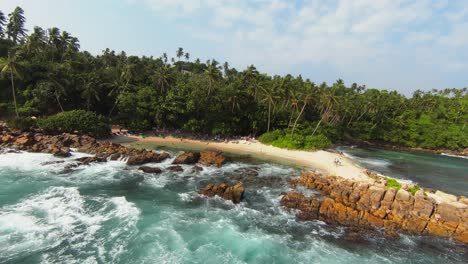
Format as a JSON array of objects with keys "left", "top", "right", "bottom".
[
  {"left": 199, "top": 151, "right": 226, "bottom": 167},
  {"left": 198, "top": 183, "right": 244, "bottom": 204},
  {"left": 173, "top": 151, "right": 200, "bottom": 164},
  {"left": 15, "top": 135, "right": 33, "bottom": 146},
  {"left": 126, "top": 151, "right": 170, "bottom": 165},
  {"left": 168, "top": 165, "right": 184, "bottom": 172},
  {"left": 138, "top": 166, "right": 162, "bottom": 174}
]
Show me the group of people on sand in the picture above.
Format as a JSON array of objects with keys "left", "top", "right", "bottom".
[{"left": 334, "top": 157, "right": 343, "bottom": 167}]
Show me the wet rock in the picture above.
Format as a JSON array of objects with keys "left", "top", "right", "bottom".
[
  {"left": 199, "top": 151, "right": 226, "bottom": 167},
  {"left": 53, "top": 147, "right": 71, "bottom": 157},
  {"left": 285, "top": 171, "right": 468, "bottom": 244},
  {"left": 198, "top": 183, "right": 245, "bottom": 204},
  {"left": 126, "top": 151, "right": 170, "bottom": 166},
  {"left": 75, "top": 156, "right": 107, "bottom": 164},
  {"left": 281, "top": 192, "right": 321, "bottom": 221},
  {"left": 168, "top": 165, "right": 184, "bottom": 172},
  {"left": 14, "top": 135, "right": 33, "bottom": 146},
  {"left": 138, "top": 166, "right": 162, "bottom": 174},
  {"left": 173, "top": 151, "right": 200, "bottom": 164},
  {"left": 191, "top": 165, "right": 203, "bottom": 173}
]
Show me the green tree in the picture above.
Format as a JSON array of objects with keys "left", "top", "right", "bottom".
[
  {"left": 0, "top": 10, "right": 6, "bottom": 39},
  {"left": 204, "top": 60, "right": 221, "bottom": 96},
  {"left": 0, "top": 50, "right": 22, "bottom": 117},
  {"left": 6, "top": 7, "right": 27, "bottom": 44}
]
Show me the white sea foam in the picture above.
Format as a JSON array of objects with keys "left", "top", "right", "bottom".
[
  {"left": 0, "top": 186, "right": 140, "bottom": 263},
  {"left": 441, "top": 153, "right": 468, "bottom": 160}
]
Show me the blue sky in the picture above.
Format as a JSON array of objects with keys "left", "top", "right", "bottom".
[{"left": 1, "top": 0, "right": 467, "bottom": 95}]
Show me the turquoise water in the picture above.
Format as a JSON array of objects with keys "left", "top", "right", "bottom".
[
  {"left": 340, "top": 147, "right": 468, "bottom": 196},
  {"left": 0, "top": 150, "right": 467, "bottom": 263}
]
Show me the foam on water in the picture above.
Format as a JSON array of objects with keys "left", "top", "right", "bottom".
[
  {"left": 0, "top": 186, "right": 140, "bottom": 263},
  {"left": 1, "top": 150, "right": 466, "bottom": 263}
]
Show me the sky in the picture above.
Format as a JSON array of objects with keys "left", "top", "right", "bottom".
[{"left": 1, "top": 0, "right": 467, "bottom": 95}]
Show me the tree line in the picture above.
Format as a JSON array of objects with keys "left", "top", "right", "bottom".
[{"left": 0, "top": 6, "right": 467, "bottom": 150}]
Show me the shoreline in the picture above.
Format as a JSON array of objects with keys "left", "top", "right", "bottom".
[
  {"left": 344, "top": 139, "right": 468, "bottom": 158},
  {"left": 108, "top": 134, "right": 371, "bottom": 182}
]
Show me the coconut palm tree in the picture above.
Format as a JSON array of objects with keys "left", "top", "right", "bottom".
[
  {"left": 243, "top": 65, "right": 259, "bottom": 100},
  {"left": 43, "top": 69, "right": 68, "bottom": 112},
  {"left": 80, "top": 74, "right": 101, "bottom": 111},
  {"left": 291, "top": 93, "right": 312, "bottom": 136},
  {"left": 0, "top": 50, "right": 22, "bottom": 117},
  {"left": 261, "top": 87, "right": 278, "bottom": 132},
  {"left": 23, "top": 26, "right": 47, "bottom": 56},
  {"left": 152, "top": 63, "right": 174, "bottom": 94},
  {"left": 176, "top": 47, "right": 184, "bottom": 61},
  {"left": 6, "top": 7, "right": 27, "bottom": 44},
  {"left": 0, "top": 10, "right": 6, "bottom": 39},
  {"left": 204, "top": 60, "right": 222, "bottom": 96},
  {"left": 184, "top": 52, "right": 190, "bottom": 62}
]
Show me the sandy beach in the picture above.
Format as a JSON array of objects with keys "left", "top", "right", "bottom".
[{"left": 109, "top": 134, "right": 370, "bottom": 181}]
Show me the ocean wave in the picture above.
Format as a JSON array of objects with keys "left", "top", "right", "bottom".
[
  {"left": 441, "top": 153, "right": 468, "bottom": 160},
  {"left": 0, "top": 186, "right": 140, "bottom": 263}
]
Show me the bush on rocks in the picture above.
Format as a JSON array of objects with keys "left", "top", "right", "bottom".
[{"left": 38, "top": 110, "right": 110, "bottom": 138}]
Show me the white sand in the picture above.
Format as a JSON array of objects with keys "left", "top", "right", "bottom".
[{"left": 109, "top": 135, "right": 370, "bottom": 181}]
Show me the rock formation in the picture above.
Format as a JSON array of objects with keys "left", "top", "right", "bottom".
[
  {"left": 173, "top": 151, "right": 200, "bottom": 164},
  {"left": 198, "top": 183, "right": 245, "bottom": 204},
  {"left": 0, "top": 125, "right": 170, "bottom": 167},
  {"left": 199, "top": 150, "right": 226, "bottom": 167},
  {"left": 138, "top": 166, "right": 162, "bottom": 174},
  {"left": 282, "top": 172, "right": 468, "bottom": 243}
]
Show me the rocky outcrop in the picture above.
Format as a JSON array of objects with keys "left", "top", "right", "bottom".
[
  {"left": 198, "top": 183, "right": 245, "bottom": 204},
  {"left": 138, "top": 166, "right": 162, "bottom": 174},
  {"left": 0, "top": 125, "right": 170, "bottom": 167},
  {"left": 168, "top": 165, "right": 184, "bottom": 172},
  {"left": 199, "top": 151, "right": 226, "bottom": 167},
  {"left": 173, "top": 151, "right": 200, "bottom": 164},
  {"left": 282, "top": 172, "right": 468, "bottom": 243}
]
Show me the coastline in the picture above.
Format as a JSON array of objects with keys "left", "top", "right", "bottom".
[
  {"left": 108, "top": 134, "right": 371, "bottom": 181},
  {"left": 345, "top": 139, "right": 468, "bottom": 158}
]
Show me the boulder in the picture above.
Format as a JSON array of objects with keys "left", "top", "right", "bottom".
[
  {"left": 199, "top": 151, "right": 226, "bottom": 167},
  {"left": 138, "top": 166, "right": 162, "bottom": 174},
  {"left": 126, "top": 151, "right": 170, "bottom": 165},
  {"left": 168, "top": 165, "right": 184, "bottom": 172},
  {"left": 14, "top": 135, "right": 34, "bottom": 146},
  {"left": 53, "top": 147, "right": 71, "bottom": 158},
  {"left": 198, "top": 183, "right": 245, "bottom": 204},
  {"left": 173, "top": 151, "right": 200, "bottom": 164},
  {"left": 191, "top": 165, "right": 204, "bottom": 173}
]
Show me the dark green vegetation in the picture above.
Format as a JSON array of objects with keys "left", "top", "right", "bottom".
[
  {"left": 0, "top": 7, "right": 467, "bottom": 149},
  {"left": 37, "top": 110, "right": 110, "bottom": 138}
]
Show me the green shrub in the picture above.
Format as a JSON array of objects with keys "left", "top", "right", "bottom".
[
  {"left": 259, "top": 129, "right": 331, "bottom": 150},
  {"left": 408, "top": 185, "right": 421, "bottom": 195},
  {"left": 7, "top": 116, "right": 37, "bottom": 131},
  {"left": 304, "top": 134, "right": 332, "bottom": 150},
  {"left": 258, "top": 130, "right": 284, "bottom": 144},
  {"left": 38, "top": 110, "right": 110, "bottom": 138},
  {"left": 385, "top": 177, "right": 402, "bottom": 190}
]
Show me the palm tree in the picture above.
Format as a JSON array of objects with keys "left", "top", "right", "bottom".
[
  {"left": 204, "top": 60, "right": 222, "bottom": 96},
  {"left": 243, "top": 65, "right": 260, "bottom": 100},
  {"left": 39, "top": 63, "right": 69, "bottom": 112},
  {"left": 176, "top": 48, "right": 184, "bottom": 61},
  {"left": 23, "top": 26, "right": 47, "bottom": 56},
  {"left": 261, "top": 87, "right": 277, "bottom": 132},
  {"left": 0, "top": 10, "right": 6, "bottom": 39},
  {"left": 184, "top": 52, "right": 190, "bottom": 61},
  {"left": 81, "top": 74, "right": 101, "bottom": 111},
  {"left": 152, "top": 64, "right": 173, "bottom": 94},
  {"left": 6, "top": 7, "right": 27, "bottom": 44},
  {"left": 287, "top": 92, "right": 300, "bottom": 129},
  {"left": 0, "top": 50, "right": 22, "bottom": 117},
  {"left": 291, "top": 94, "right": 312, "bottom": 136}
]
